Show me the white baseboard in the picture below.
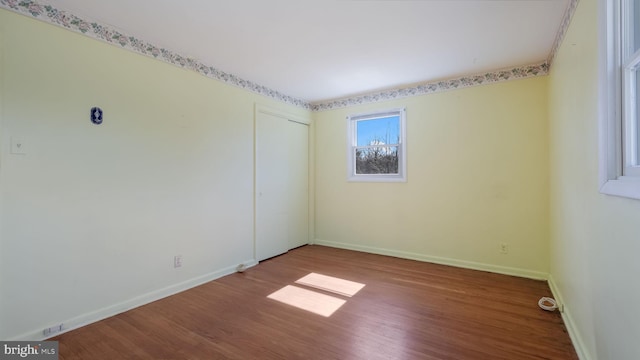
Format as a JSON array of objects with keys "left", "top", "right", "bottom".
[
  {"left": 8, "top": 259, "right": 258, "bottom": 341},
  {"left": 313, "top": 239, "right": 548, "bottom": 280},
  {"left": 547, "top": 275, "right": 592, "bottom": 360}
]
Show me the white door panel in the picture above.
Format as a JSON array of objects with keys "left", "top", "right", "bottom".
[
  {"left": 288, "top": 122, "right": 309, "bottom": 249},
  {"left": 255, "top": 109, "right": 309, "bottom": 261}
]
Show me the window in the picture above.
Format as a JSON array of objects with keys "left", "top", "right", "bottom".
[
  {"left": 621, "top": 0, "right": 640, "bottom": 176},
  {"left": 599, "top": 0, "right": 640, "bottom": 199},
  {"left": 347, "top": 108, "right": 406, "bottom": 182}
]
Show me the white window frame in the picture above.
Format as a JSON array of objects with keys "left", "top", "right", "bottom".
[
  {"left": 347, "top": 108, "right": 407, "bottom": 182},
  {"left": 599, "top": 0, "right": 640, "bottom": 199}
]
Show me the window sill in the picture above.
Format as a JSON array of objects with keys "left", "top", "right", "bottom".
[
  {"left": 600, "top": 177, "right": 640, "bottom": 200},
  {"left": 347, "top": 175, "right": 407, "bottom": 183}
]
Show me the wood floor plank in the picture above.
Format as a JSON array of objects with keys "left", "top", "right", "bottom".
[{"left": 53, "top": 245, "right": 577, "bottom": 359}]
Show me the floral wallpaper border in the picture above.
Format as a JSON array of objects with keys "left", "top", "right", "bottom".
[
  {"left": 310, "top": 62, "right": 549, "bottom": 111},
  {"left": 0, "top": 0, "right": 311, "bottom": 109},
  {"left": 547, "top": 0, "right": 580, "bottom": 67},
  {"left": 0, "top": 0, "right": 576, "bottom": 112},
  {"left": 314, "top": 0, "right": 579, "bottom": 111}
]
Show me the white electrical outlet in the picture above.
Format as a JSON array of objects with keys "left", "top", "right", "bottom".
[
  {"left": 500, "top": 243, "right": 509, "bottom": 254},
  {"left": 174, "top": 255, "right": 183, "bottom": 268},
  {"left": 42, "top": 324, "right": 63, "bottom": 337}
]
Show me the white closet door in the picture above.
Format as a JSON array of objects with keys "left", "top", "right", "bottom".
[
  {"left": 255, "top": 109, "right": 309, "bottom": 261},
  {"left": 288, "top": 121, "right": 309, "bottom": 249}
]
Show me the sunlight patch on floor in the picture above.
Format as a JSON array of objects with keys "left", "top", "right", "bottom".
[
  {"left": 295, "top": 272, "right": 365, "bottom": 297},
  {"left": 267, "top": 285, "right": 346, "bottom": 317},
  {"left": 267, "top": 273, "right": 366, "bottom": 317}
]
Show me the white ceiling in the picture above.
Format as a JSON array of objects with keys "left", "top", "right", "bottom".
[{"left": 41, "top": 0, "right": 570, "bottom": 104}]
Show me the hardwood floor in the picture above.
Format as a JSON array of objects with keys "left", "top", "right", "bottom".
[{"left": 53, "top": 245, "right": 578, "bottom": 359}]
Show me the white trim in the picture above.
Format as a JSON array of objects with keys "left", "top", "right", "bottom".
[
  {"left": 312, "top": 239, "right": 548, "bottom": 280},
  {"left": 598, "top": 0, "right": 623, "bottom": 185},
  {"left": 255, "top": 103, "right": 311, "bottom": 125},
  {"left": 548, "top": 275, "right": 593, "bottom": 360},
  {"left": 7, "top": 260, "right": 258, "bottom": 341},
  {"left": 600, "top": 176, "right": 640, "bottom": 199}
]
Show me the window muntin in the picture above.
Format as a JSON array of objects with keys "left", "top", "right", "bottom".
[{"left": 347, "top": 108, "right": 406, "bottom": 182}]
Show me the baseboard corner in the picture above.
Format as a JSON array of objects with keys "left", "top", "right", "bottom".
[{"left": 547, "top": 274, "right": 592, "bottom": 360}]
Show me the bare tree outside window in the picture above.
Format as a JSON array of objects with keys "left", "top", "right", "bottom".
[{"left": 355, "top": 141, "right": 399, "bottom": 174}]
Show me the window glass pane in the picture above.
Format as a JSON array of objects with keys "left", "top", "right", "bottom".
[
  {"left": 356, "top": 116, "right": 400, "bottom": 147},
  {"left": 355, "top": 146, "right": 399, "bottom": 174},
  {"left": 635, "top": 0, "right": 640, "bottom": 53}
]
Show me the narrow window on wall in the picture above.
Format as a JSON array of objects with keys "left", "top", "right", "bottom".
[
  {"left": 600, "top": 0, "right": 640, "bottom": 199},
  {"left": 347, "top": 108, "right": 406, "bottom": 182},
  {"left": 623, "top": 0, "right": 640, "bottom": 177}
]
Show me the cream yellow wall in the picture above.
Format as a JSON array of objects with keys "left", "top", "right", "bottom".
[
  {"left": 548, "top": 0, "right": 640, "bottom": 359},
  {"left": 11, "top": 2, "right": 640, "bottom": 358},
  {"left": 0, "top": 9, "right": 311, "bottom": 340},
  {"left": 314, "top": 77, "right": 549, "bottom": 278}
]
